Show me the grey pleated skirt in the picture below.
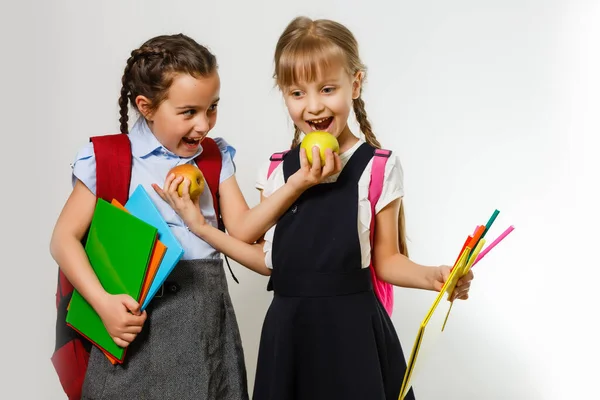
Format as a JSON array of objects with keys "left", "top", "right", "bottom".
[{"left": 81, "top": 259, "right": 249, "bottom": 400}]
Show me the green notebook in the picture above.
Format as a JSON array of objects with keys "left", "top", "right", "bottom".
[{"left": 66, "top": 198, "right": 158, "bottom": 361}]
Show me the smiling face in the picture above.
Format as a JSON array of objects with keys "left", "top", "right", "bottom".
[
  {"left": 136, "top": 71, "right": 221, "bottom": 157},
  {"left": 274, "top": 22, "right": 367, "bottom": 149},
  {"left": 282, "top": 63, "right": 361, "bottom": 141}
]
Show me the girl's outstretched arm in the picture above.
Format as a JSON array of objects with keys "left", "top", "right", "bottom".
[
  {"left": 153, "top": 179, "right": 270, "bottom": 275},
  {"left": 218, "top": 146, "right": 342, "bottom": 243},
  {"left": 190, "top": 220, "right": 270, "bottom": 276},
  {"left": 50, "top": 180, "right": 147, "bottom": 347},
  {"left": 372, "top": 198, "right": 473, "bottom": 300}
]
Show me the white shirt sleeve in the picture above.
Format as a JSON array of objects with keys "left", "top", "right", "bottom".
[
  {"left": 255, "top": 159, "right": 271, "bottom": 191},
  {"left": 375, "top": 153, "right": 405, "bottom": 213},
  {"left": 357, "top": 151, "right": 405, "bottom": 268}
]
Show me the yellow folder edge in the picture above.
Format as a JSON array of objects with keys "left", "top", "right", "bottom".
[{"left": 398, "top": 239, "right": 485, "bottom": 399}]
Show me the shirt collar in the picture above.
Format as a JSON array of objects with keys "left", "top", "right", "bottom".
[{"left": 129, "top": 118, "right": 203, "bottom": 160}]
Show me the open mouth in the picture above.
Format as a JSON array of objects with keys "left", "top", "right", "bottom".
[
  {"left": 182, "top": 137, "right": 201, "bottom": 147},
  {"left": 307, "top": 117, "right": 334, "bottom": 131}
]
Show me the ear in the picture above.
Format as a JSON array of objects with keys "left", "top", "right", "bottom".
[
  {"left": 352, "top": 71, "right": 364, "bottom": 100},
  {"left": 135, "top": 95, "right": 154, "bottom": 121}
]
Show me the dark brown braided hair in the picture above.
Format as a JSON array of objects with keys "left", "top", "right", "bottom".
[
  {"left": 274, "top": 17, "right": 409, "bottom": 257},
  {"left": 118, "top": 34, "right": 217, "bottom": 133}
]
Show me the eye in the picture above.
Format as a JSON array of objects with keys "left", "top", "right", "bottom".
[
  {"left": 182, "top": 109, "right": 196, "bottom": 116},
  {"left": 290, "top": 90, "right": 304, "bottom": 98},
  {"left": 322, "top": 86, "right": 336, "bottom": 94},
  {"left": 208, "top": 103, "right": 218, "bottom": 112}
]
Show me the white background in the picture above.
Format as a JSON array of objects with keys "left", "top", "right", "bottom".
[{"left": 1, "top": 0, "right": 598, "bottom": 399}]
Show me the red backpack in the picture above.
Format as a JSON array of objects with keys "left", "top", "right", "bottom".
[
  {"left": 51, "top": 134, "right": 226, "bottom": 399},
  {"left": 267, "top": 147, "right": 395, "bottom": 316}
]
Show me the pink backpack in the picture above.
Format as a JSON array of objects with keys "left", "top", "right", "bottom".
[{"left": 267, "top": 148, "right": 395, "bottom": 316}]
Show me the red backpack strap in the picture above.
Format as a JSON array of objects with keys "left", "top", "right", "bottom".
[
  {"left": 267, "top": 150, "right": 289, "bottom": 179},
  {"left": 52, "top": 133, "right": 132, "bottom": 400},
  {"left": 194, "top": 138, "right": 240, "bottom": 284},
  {"left": 194, "top": 137, "right": 222, "bottom": 220},
  {"left": 368, "top": 148, "right": 394, "bottom": 316},
  {"left": 90, "top": 134, "right": 132, "bottom": 205}
]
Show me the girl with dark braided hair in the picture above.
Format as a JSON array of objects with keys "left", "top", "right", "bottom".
[{"left": 50, "top": 33, "right": 339, "bottom": 399}]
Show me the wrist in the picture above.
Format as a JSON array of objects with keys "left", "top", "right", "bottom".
[
  {"left": 89, "top": 289, "right": 110, "bottom": 313},
  {"left": 188, "top": 219, "right": 211, "bottom": 238},
  {"left": 423, "top": 265, "right": 441, "bottom": 291},
  {"left": 284, "top": 179, "right": 308, "bottom": 195}
]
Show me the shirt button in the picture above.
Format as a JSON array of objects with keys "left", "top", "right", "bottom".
[{"left": 291, "top": 205, "right": 298, "bottom": 213}]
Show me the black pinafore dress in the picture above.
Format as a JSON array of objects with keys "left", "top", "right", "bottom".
[{"left": 252, "top": 143, "right": 416, "bottom": 400}]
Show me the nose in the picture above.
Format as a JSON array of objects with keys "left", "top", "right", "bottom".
[
  {"left": 306, "top": 93, "right": 325, "bottom": 115},
  {"left": 194, "top": 114, "right": 210, "bottom": 134}
]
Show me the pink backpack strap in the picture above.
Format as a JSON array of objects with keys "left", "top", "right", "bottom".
[
  {"left": 368, "top": 148, "right": 395, "bottom": 316},
  {"left": 265, "top": 150, "right": 290, "bottom": 293},
  {"left": 267, "top": 150, "right": 289, "bottom": 179}
]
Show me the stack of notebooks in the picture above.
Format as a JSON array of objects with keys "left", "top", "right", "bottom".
[
  {"left": 399, "top": 209, "right": 515, "bottom": 399},
  {"left": 65, "top": 184, "right": 184, "bottom": 364}
]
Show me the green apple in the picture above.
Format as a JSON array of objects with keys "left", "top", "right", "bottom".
[
  {"left": 300, "top": 131, "right": 340, "bottom": 166},
  {"left": 168, "top": 164, "right": 205, "bottom": 200}
]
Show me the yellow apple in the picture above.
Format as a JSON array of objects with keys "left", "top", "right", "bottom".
[
  {"left": 168, "top": 164, "right": 205, "bottom": 200},
  {"left": 300, "top": 131, "right": 340, "bottom": 166}
]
